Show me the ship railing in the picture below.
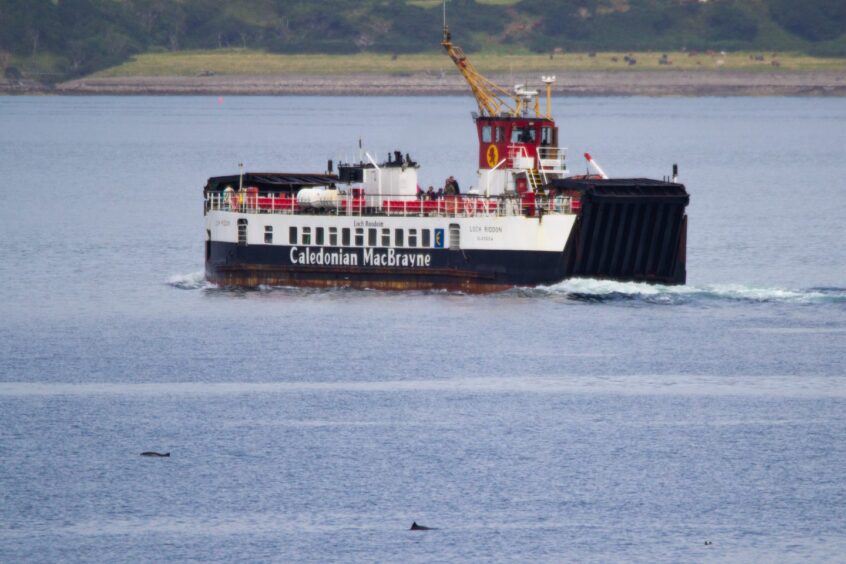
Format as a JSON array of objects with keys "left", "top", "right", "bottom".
[
  {"left": 507, "top": 145, "right": 535, "bottom": 170},
  {"left": 506, "top": 145, "right": 568, "bottom": 181},
  {"left": 204, "top": 191, "right": 577, "bottom": 218},
  {"left": 537, "top": 146, "right": 567, "bottom": 173}
]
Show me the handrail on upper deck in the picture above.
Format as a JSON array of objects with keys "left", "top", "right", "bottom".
[{"left": 204, "top": 190, "right": 577, "bottom": 218}]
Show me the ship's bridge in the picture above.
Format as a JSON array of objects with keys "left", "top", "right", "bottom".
[
  {"left": 475, "top": 115, "right": 558, "bottom": 171},
  {"left": 475, "top": 114, "right": 568, "bottom": 197}
]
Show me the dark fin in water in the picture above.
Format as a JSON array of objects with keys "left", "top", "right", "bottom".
[
  {"left": 410, "top": 521, "right": 435, "bottom": 531},
  {"left": 141, "top": 452, "right": 170, "bottom": 457}
]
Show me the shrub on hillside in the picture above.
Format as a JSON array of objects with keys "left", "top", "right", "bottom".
[{"left": 768, "top": 0, "right": 846, "bottom": 42}]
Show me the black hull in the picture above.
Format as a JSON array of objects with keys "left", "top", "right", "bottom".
[
  {"left": 206, "top": 236, "right": 685, "bottom": 293},
  {"left": 206, "top": 243, "right": 567, "bottom": 292}
]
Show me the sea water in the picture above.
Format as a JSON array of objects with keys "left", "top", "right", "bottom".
[{"left": 0, "top": 96, "right": 844, "bottom": 562}]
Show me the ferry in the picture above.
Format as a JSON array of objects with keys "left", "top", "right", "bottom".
[{"left": 203, "top": 24, "right": 689, "bottom": 292}]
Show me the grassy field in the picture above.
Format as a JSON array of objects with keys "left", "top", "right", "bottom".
[
  {"left": 408, "top": 0, "right": 519, "bottom": 6},
  {"left": 94, "top": 49, "right": 846, "bottom": 78}
]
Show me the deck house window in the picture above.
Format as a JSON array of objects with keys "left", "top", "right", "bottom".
[
  {"left": 355, "top": 228, "right": 364, "bottom": 247},
  {"left": 237, "top": 219, "right": 248, "bottom": 245},
  {"left": 481, "top": 125, "right": 492, "bottom": 143},
  {"left": 368, "top": 228, "right": 377, "bottom": 247},
  {"left": 342, "top": 228, "right": 351, "bottom": 246},
  {"left": 302, "top": 227, "right": 311, "bottom": 245},
  {"left": 329, "top": 227, "right": 338, "bottom": 246},
  {"left": 289, "top": 226, "right": 297, "bottom": 245},
  {"left": 394, "top": 229, "right": 404, "bottom": 247},
  {"left": 381, "top": 228, "right": 390, "bottom": 247},
  {"left": 495, "top": 126, "right": 505, "bottom": 142},
  {"left": 408, "top": 229, "right": 417, "bottom": 248},
  {"left": 316, "top": 227, "right": 325, "bottom": 245},
  {"left": 264, "top": 226, "right": 273, "bottom": 244},
  {"left": 422, "top": 229, "right": 431, "bottom": 248}
]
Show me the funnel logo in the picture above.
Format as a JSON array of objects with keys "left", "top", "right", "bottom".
[
  {"left": 434, "top": 228, "right": 445, "bottom": 249},
  {"left": 486, "top": 144, "right": 499, "bottom": 168}
]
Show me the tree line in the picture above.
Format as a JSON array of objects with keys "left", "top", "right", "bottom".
[{"left": 1, "top": 0, "right": 845, "bottom": 81}]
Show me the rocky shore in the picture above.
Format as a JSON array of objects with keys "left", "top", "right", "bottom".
[{"left": 4, "top": 70, "right": 846, "bottom": 96}]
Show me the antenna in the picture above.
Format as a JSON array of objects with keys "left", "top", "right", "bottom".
[{"left": 442, "top": 0, "right": 450, "bottom": 42}]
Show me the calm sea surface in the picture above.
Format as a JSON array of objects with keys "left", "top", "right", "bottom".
[{"left": 1, "top": 95, "right": 845, "bottom": 562}]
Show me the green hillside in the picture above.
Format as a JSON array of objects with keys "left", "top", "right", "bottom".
[{"left": 2, "top": 0, "right": 845, "bottom": 82}]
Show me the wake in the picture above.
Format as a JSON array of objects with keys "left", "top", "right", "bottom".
[
  {"left": 166, "top": 271, "right": 845, "bottom": 305},
  {"left": 166, "top": 271, "right": 214, "bottom": 290},
  {"left": 525, "top": 278, "right": 846, "bottom": 305}
]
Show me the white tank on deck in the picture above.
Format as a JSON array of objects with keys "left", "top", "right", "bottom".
[
  {"left": 296, "top": 187, "right": 322, "bottom": 208},
  {"left": 317, "top": 188, "right": 339, "bottom": 209}
]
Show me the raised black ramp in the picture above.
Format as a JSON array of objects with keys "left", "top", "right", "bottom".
[{"left": 550, "top": 178, "right": 689, "bottom": 284}]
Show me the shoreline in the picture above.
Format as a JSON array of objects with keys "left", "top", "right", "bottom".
[{"left": 4, "top": 70, "right": 846, "bottom": 96}]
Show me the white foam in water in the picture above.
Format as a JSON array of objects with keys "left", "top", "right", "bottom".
[
  {"left": 165, "top": 270, "right": 844, "bottom": 304},
  {"left": 167, "top": 271, "right": 213, "bottom": 290},
  {"left": 536, "top": 278, "right": 846, "bottom": 304}
]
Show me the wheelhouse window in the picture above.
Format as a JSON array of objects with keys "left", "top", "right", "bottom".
[
  {"left": 355, "top": 228, "right": 364, "bottom": 247},
  {"left": 495, "top": 126, "right": 505, "bottom": 142},
  {"left": 368, "top": 228, "right": 377, "bottom": 247},
  {"left": 422, "top": 229, "right": 431, "bottom": 248},
  {"left": 342, "top": 228, "right": 351, "bottom": 246},
  {"left": 316, "top": 227, "right": 325, "bottom": 245},
  {"left": 408, "top": 229, "right": 417, "bottom": 248},
  {"left": 264, "top": 225, "right": 273, "bottom": 244},
  {"left": 511, "top": 125, "right": 536, "bottom": 144},
  {"left": 329, "top": 227, "right": 338, "bottom": 246},
  {"left": 481, "top": 125, "right": 492, "bottom": 143},
  {"left": 394, "top": 229, "right": 404, "bottom": 247},
  {"left": 302, "top": 227, "right": 311, "bottom": 245},
  {"left": 289, "top": 226, "right": 297, "bottom": 245},
  {"left": 237, "top": 219, "right": 248, "bottom": 245},
  {"left": 381, "top": 228, "right": 390, "bottom": 247},
  {"left": 541, "top": 126, "right": 553, "bottom": 146}
]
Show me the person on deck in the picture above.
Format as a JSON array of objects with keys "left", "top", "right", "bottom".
[{"left": 445, "top": 176, "right": 461, "bottom": 196}]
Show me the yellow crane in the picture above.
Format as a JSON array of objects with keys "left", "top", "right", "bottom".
[{"left": 441, "top": 20, "right": 541, "bottom": 118}]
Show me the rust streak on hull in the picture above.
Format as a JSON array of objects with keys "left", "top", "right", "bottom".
[{"left": 207, "top": 264, "right": 512, "bottom": 293}]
